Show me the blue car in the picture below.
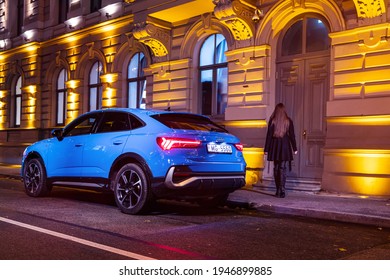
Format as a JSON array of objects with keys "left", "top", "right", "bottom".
[{"left": 21, "top": 108, "right": 246, "bottom": 214}]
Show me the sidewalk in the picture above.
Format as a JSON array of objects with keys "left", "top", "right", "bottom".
[{"left": 2, "top": 164, "right": 390, "bottom": 228}]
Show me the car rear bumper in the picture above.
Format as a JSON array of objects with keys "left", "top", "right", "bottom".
[{"left": 151, "top": 166, "right": 246, "bottom": 199}]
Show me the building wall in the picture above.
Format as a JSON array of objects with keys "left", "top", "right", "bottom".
[{"left": 0, "top": 0, "right": 389, "bottom": 196}]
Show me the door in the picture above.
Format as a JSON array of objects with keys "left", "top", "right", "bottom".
[
  {"left": 46, "top": 112, "right": 101, "bottom": 177},
  {"left": 276, "top": 16, "right": 330, "bottom": 180},
  {"left": 276, "top": 57, "right": 328, "bottom": 179},
  {"left": 82, "top": 112, "right": 131, "bottom": 178}
]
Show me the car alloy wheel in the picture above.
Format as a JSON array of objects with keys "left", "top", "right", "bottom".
[
  {"left": 23, "top": 158, "right": 49, "bottom": 197},
  {"left": 113, "top": 163, "right": 152, "bottom": 214}
]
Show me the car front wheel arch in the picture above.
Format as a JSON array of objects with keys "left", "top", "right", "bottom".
[{"left": 22, "top": 157, "right": 51, "bottom": 197}]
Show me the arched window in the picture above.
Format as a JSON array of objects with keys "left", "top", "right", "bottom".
[
  {"left": 281, "top": 17, "right": 329, "bottom": 56},
  {"left": 127, "top": 52, "right": 147, "bottom": 109},
  {"left": 14, "top": 76, "right": 22, "bottom": 127},
  {"left": 56, "top": 69, "right": 67, "bottom": 125},
  {"left": 89, "top": 61, "right": 103, "bottom": 111},
  {"left": 199, "top": 34, "right": 228, "bottom": 116}
]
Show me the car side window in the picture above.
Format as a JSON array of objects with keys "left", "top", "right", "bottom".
[
  {"left": 96, "top": 112, "right": 130, "bottom": 133},
  {"left": 129, "top": 114, "right": 144, "bottom": 130},
  {"left": 64, "top": 114, "right": 100, "bottom": 137}
]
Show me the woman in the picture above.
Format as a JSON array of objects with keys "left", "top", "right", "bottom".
[{"left": 264, "top": 103, "right": 297, "bottom": 198}]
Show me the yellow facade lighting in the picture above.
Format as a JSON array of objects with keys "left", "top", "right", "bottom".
[
  {"left": 100, "top": 73, "right": 118, "bottom": 86},
  {"left": 66, "top": 79, "right": 80, "bottom": 90},
  {"left": 224, "top": 119, "right": 267, "bottom": 128},
  {"left": 325, "top": 148, "right": 390, "bottom": 195},
  {"left": 328, "top": 115, "right": 390, "bottom": 126}
]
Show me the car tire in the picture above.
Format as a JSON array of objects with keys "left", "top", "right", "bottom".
[
  {"left": 23, "top": 158, "right": 50, "bottom": 197},
  {"left": 113, "top": 163, "right": 153, "bottom": 214}
]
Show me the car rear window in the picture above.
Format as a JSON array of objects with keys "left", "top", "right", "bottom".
[{"left": 151, "top": 113, "right": 227, "bottom": 132}]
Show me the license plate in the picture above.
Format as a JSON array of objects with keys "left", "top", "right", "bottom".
[{"left": 207, "top": 143, "right": 232, "bottom": 154}]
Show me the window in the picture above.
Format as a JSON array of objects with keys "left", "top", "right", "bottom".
[
  {"left": 282, "top": 17, "right": 329, "bottom": 56},
  {"left": 127, "top": 52, "right": 147, "bottom": 109},
  {"left": 90, "top": 0, "right": 102, "bottom": 13},
  {"left": 14, "top": 76, "right": 22, "bottom": 127},
  {"left": 199, "top": 34, "right": 228, "bottom": 116},
  {"left": 56, "top": 69, "right": 68, "bottom": 125},
  {"left": 96, "top": 112, "right": 130, "bottom": 133},
  {"left": 59, "top": 0, "right": 69, "bottom": 24},
  {"left": 17, "top": 0, "right": 24, "bottom": 36},
  {"left": 64, "top": 113, "right": 100, "bottom": 137},
  {"left": 89, "top": 61, "right": 103, "bottom": 111},
  {"left": 152, "top": 113, "right": 227, "bottom": 132},
  {"left": 306, "top": 18, "right": 330, "bottom": 53}
]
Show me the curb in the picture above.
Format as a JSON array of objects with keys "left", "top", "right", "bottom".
[{"left": 254, "top": 204, "right": 390, "bottom": 228}]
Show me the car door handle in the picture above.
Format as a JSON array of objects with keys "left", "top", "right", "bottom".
[
  {"left": 75, "top": 144, "right": 83, "bottom": 147},
  {"left": 113, "top": 140, "right": 124, "bottom": 145}
]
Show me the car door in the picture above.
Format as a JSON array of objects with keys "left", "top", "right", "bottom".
[
  {"left": 46, "top": 113, "right": 101, "bottom": 177},
  {"left": 81, "top": 112, "right": 131, "bottom": 178}
]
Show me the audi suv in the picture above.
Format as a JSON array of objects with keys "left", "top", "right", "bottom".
[{"left": 21, "top": 108, "right": 246, "bottom": 214}]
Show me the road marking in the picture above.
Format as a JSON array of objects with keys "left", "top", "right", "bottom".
[{"left": 0, "top": 216, "right": 156, "bottom": 260}]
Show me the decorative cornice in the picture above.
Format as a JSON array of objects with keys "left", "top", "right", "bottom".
[
  {"left": 213, "top": 0, "right": 254, "bottom": 41},
  {"left": 133, "top": 22, "right": 170, "bottom": 57}
]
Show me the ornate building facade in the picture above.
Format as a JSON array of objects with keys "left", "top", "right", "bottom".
[{"left": 0, "top": 0, "right": 389, "bottom": 196}]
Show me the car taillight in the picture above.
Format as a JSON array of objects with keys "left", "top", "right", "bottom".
[
  {"left": 234, "top": 143, "right": 244, "bottom": 151},
  {"left": 157, "top": 137, "right": 201, "bottom": 150}
]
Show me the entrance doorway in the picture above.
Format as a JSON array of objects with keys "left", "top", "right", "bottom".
[{"left": 276, "top": 16, "right": 330, "bottom": 181}]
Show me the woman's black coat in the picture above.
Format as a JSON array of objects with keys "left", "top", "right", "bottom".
[{"left": 264, "top": 118, "right": 297, "bottom": 162}]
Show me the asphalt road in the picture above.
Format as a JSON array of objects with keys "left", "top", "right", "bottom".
[{"left": 1, "top": 178, "right": 390, "bottom": 260}]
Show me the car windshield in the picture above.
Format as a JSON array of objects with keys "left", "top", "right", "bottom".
[{"left": 152, "top": 113, "right": 227, "bottom": 132}]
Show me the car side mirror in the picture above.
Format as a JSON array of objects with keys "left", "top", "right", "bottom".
[{"left": 51, "top": 128, "right": 64, "bottom": 141}]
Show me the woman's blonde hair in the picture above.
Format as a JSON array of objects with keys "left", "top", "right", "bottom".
[{"left": 270, "top": 103, "right": 290, "bottom": 138}]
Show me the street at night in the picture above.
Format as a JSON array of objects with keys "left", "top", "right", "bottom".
[{"left": 1, "top": 177, "right": 389, "bottom": 260}]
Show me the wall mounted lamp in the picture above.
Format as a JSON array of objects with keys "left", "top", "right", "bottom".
[{"left": 252, "top": 0, "right": 264, "bottom": 23}]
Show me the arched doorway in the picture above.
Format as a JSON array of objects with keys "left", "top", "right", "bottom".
[{"left": 276, "top": 16, "right": 330, "bottom": 182}]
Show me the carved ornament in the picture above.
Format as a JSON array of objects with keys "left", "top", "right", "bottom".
[
  {"left": 353, "top": 0, "right": 386, "bottom": 18},
  {"left": 133, "top": 22, "right": 170, "bottom": 57},
  {"left": 213, "top": 0, "right": 254, "bottom": 41}
]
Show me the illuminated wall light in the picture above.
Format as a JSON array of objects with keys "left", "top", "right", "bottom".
[
  {"left": 326, "top": 149, "right": 390, "bottom": 196},
  {"left": 104, "top": 3, "right": 120, "bottom": 15},
  {"left": 102, "top": 2, "right": 121, "bottom": 20},
  {"left": 23, "top": 30, "right": 35, "bottom": 42},
  {"left": 100, "top": 73, "right": 118, "bottom": 85},
  {"left": 328, "top": 115, "right": 390, "bottom": 126},
  {"left": 66, "top": 79, "right": 80, "bottom": 90},
  {"left": 25, "top": 45, "right": 38, "bottom": 53},
  {"left": 66, "top": 16, "right": 82, "bottom": 30},
  {"left": 102, "top": 24, "right": 115, "bottom": 33},
  {"left": 0, "top": 39, "right": 6, "bottom": 49},
  {"left": 224, "top": 119, "right": 268, "bottom": 128},
  {"left": 106, "top": 87, "right": 113, "bottom": 98},
  {"left": 28, "top": 85, "right": 36, "bottom": 93}
]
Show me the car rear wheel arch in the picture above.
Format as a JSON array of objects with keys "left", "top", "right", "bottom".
[{"left": 109, "top": 153, "right": 152, "bottom": 191}]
